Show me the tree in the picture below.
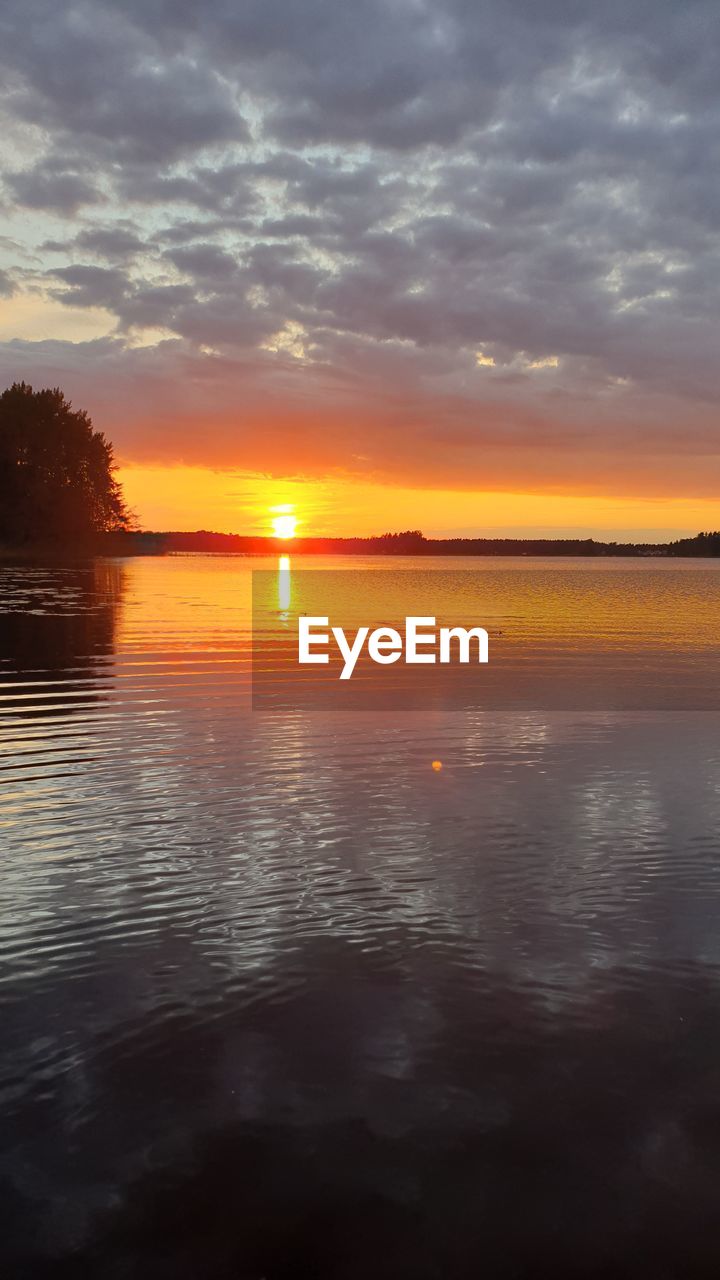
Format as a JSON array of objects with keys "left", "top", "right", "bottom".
[
  {"left": 0, "top": 382, "right": 131, "bottom": 544},
  {"left": 377, "top": 530, "right": 426, "bottom": 553}
]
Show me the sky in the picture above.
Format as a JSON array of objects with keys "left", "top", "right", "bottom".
[{"left": 1, "top": 0, "right": 720, "bottom": 538}]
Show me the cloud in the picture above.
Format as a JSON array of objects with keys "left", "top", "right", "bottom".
[
  {"left": 0, "top": 2, "right": 247, "bottom": 164},
  {"left": 0, "top": 0, "right": 720, "bottom": 500},
  {"left": 48, "top": 265, "right": 128, "bottom": 310},
  {"left": 74, "top": 226, "right": 145, "bottom": 262},
  {"left": 163, "top": 244, "right": 242, "bottom": 282},
  {"left": 5, "top": 166, "right": 103, "bottom": 214},
  {"left": 42, "top": 225, "right": 144, "bottom": 263},
  {"left": 2, "top": 334, "right": 719, "bottom": 504}
]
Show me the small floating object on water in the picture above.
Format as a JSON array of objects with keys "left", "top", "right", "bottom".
[{"left": 431, "top": 759, "right": 443, "bottom": 771}]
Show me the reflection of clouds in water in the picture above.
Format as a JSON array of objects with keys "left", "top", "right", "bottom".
[
  {"left": 7, "top": 948, "right": 720, "bottom": 1275},
  {"left": 6, "top": 701, "right": 720, "bottom": 1004},
  {"left": 5, "top": 559, "right": 720, "bottom": 1270},
  {"left": 579, "top": 774, "right": 661, "bottom": 836}
]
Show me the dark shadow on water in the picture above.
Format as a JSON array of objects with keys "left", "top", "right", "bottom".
[
  {"left": 3, "top": 944, "right": 720, "bottom": 1278},
  {"left": 0, "top": 560, "right": 125, "bottom": 714}
]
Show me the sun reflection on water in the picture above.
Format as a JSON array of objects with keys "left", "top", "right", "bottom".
[{"left": 278, "top": 554, "right": 291, "bottom": 615}]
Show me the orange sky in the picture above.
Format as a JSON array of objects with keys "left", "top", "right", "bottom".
[{"left": 118, "top": 463, "right": 717, "bottom": 541}]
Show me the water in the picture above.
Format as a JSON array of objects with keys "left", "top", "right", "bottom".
[{"left": 2, "top": 555, "right": 720, "bottom": 1277}]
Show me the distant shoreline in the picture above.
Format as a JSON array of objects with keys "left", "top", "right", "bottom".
[
  {"left": 133, "top": 531, "right": 670, "bottom": 557},
  {"left": 3, "top": 530, "right": 720, "bottom": 558}
]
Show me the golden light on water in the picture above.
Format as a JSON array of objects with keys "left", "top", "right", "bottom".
[{"left": 278, "top": 554, "right": 291, "bottom": 612}]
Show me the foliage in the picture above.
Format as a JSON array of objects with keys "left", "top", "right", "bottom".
[
  {"left": 667, "top": 531, "right": 720, "bottom": 556},
  {"left": 377, "top": 530, "right": 426, "bottom": 551},
  {"left": 0, "top": 382, "right": 131, "bottom": 544}
]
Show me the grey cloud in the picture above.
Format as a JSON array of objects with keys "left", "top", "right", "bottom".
[
  {"left": 42, "top": 226, "right": 145, "bottom": 263},
  {"left": 163, "top": 244, "right": 242, "bottom": 281},
  {"left": 118, "top": 166, "right": 257, "bottom": 213},
  {"left": 49, "top": 265, "right": 128, "bottom": 309},
  {"left": 0, "top": 3, "right": 246, "bottom": 164},
  {"left": 1, "top": 0, "right": 720, "bottom": 489},
  {"left": 75, "top": 227, "right": 145, "bottom": 262},
  {"left": 5, "top": 167, "right": 103, "bottom": 214},
  {"left": 170, "top": 296, "right": 276, "bottom": 348},
  {"left": 116, "top": 284, "right": 197, "bottom": 331},
  {"left": 259, "top": 215, "right": 327, "bottom": 238}
]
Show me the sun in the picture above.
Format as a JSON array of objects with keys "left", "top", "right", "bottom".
[{"left": 272, "top": 512, "right": 297, "bottom": 539}]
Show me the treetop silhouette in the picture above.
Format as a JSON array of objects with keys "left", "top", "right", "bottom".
[{"left": 0, "top": 382, "right": 130, "bottom": 545}]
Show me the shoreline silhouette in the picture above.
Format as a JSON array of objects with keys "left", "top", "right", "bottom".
[{"left": 3, "top": 528, "right": 717, "bottom": 558}]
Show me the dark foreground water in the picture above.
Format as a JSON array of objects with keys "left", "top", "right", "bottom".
[{"left": 2, "top": 556, "right": 720, "bottom": 1278}]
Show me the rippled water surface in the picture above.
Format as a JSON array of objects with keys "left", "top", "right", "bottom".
[{"left": 3, "top": 555, "right": 720, "bottom": 1277}]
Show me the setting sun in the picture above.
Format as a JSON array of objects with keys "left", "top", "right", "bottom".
[{"left": 272, "top": 513, "right": 297, "bottom": 539}]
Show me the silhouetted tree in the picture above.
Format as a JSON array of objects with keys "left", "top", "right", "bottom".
[
  {"left": 0, "top": 382, "right": 131, "bottom": 544},
  {"left": 668, "top": 531, "right": 720, "bottom": 557},
  {"left": 377, "top": 530, "right": 426, "bottom": 553}
]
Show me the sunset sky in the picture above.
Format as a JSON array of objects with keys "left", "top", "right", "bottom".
[{"left": 1, "top": 0, "right": 719, "bottom": 538}]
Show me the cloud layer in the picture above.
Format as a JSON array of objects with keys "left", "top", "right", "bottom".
[{"left": 1, "top": 0, "right": 720, "bottom": 496}]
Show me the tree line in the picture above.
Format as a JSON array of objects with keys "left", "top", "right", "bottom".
[{"left": 0, "top": 382, "right": 130, "bottom": 545}]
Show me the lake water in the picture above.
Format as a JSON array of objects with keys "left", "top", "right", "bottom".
[{"left": 2, "top": 555, "right": 720, "bottom": 1277}]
